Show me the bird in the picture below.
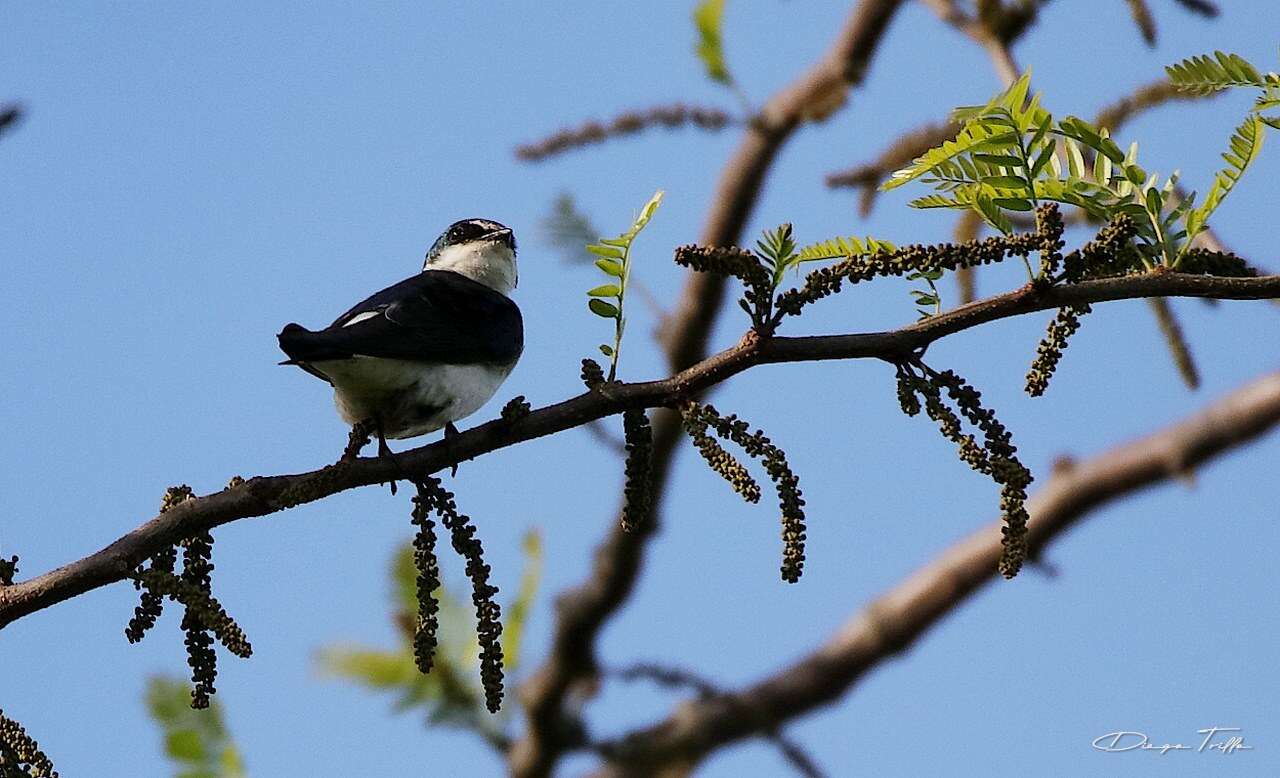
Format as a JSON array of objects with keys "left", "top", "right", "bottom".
[{"left": 277, "top": 218, "right": 523, "bottom": 472}]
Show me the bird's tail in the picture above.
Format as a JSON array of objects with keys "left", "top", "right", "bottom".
[
  {"left": 276, "top": 322, "right": 316, "bottom": 365},
  {"left": 277, "top": 323, "right": 338, "bottom": 383}
]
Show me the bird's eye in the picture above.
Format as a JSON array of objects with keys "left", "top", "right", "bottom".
[{"left": 448, "top": 227, "right": 463, "bottom": 242}]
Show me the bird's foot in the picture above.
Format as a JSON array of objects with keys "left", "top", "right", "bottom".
[
  {"left": 444, "top": 422, "right": 460, "bottom": 477},
  {"left": 376, "top": 427, "right": 403, "bottom": 496}
]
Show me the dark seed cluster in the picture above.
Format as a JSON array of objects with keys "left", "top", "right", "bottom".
[
  {"left": 125, "top": 544, "right": 178, "bottom": 643},
  {"left": 124, "top": 485, "right": 251, "bottom": 709},
  {"left": 1034, "top": 203, "right": 1065, "bottom": 280},
  {"left": 415, "top": 476, "right": 505, "bottom": 713},
  {"left": 409, "top": 486, "right": 442, "bottom": 674},
  {"left": 580, "top": 358, "right": 606, "bottom": 389},
  {"left": 130, "top": 566, "right": 252, "bottom": 660},
  {"left": 180, "top": 532, "right": 219, "bottom": 709},
  {"left": 680, "top": 409, "right": 762, "bottom": 504},
  {"left": 1061, "top": 214, "right": 1140, "bottom": 283},
  {"left": 0, "top": 555, "right": 17, "bottom": 587},
  {"left": 515, "top": 103, "right": 732, "bottom": 161},
  {"left": 1178, "top": 248, "right": 1259, "bottom": 277},
  {"left": 1027, "top": 215, "right": 1141, "bottom": 396},
  {"left": 0, "top": 709, "right": 57, "bottom": 778},
  {"left": 125, "top": 485, "right": 194, "bottom": 643},
  {"left": 673, "top": 244, "right": 774, "bottom": 326},
  {"left": 620, "top": 409, "right": 654, "bottom": 533},
  {"left": 500, "top": 395, "right": 532, "bottom": 423},
  {"left": 897, "top": 363, "right": 1034, "bottom": 578},
  {"left": 680, "top": 402, "right": 806, "bottom": 583},
  {"left": 1025, "top": 304, "right": 1090, "bottom": 397},
  {"left": 775, "top": 232, "right": 1044, "bottom": 319}
]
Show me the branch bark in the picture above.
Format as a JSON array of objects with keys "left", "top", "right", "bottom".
[
  {"left": 590, "top": 368, "right": 1280, "bottom": 775},
  {"left": 1, "top": 272, "right": 1274, "bottom": 632}
]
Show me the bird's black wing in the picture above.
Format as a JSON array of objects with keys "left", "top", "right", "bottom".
[{"left": 278, "top": 270, "right": 523, "bottom": 365}]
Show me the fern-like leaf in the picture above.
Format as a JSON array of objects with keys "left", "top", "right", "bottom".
[
  {"left": 796, "top": 235, "right": 896, "bottom": 262},
  {"left": 882, "top": 74, "right": 1039, "bottom": 191},
  {"left": 586, "top": 190, "right": 664, "bottom": 379},
  {"left": 1182, "top": 114, "right": 1265, "bottom": 250},
  {"left": 1166, "top": 51, "right": 1266, "bottom": 94}
]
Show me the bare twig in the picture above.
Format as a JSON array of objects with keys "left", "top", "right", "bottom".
[
  {"left": 591, "top": 369, "right": 1280, "bottom": 774},
  {"left": 1147, "top": 297, "right": 1200, "bottom": 389},
  {"left": 608, "top": 664, "right": 825, "bottom": 777},
  {"left": 515, "top": 104, "right": 735, "bottom": 162},
  {"left": 824, "top": 121, "right": 958, "bottom": 215}
]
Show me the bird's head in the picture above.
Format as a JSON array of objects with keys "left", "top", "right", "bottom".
[{"left": 424, "top": 218, "right": 518, "bottom": 295}]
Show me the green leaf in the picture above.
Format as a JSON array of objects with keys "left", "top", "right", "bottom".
[
  {"left": 167, "top": 730, "right": 206, "bottom": 762},
  {"left": 1057, "top": 116, "right": 1124, "bottom": 164},
  {"left": 882, "top": 120, "right": 1021, "bottom": 190},
  {"left": 1144, "top": 186, "right": 1164, "bottom": 216},
  {"left": 502, "top": 529, "right": 543, "bottom": 673},
  {"left": 1183, "top": 114, "right": 1265, "bottom": 248},
  {"left": 908, "top": 193, "right": 971, "bottom": 210},
  {"left": 594, "top": 258, "right": 623, "bottom": 277},
  {"left": 599, "top": 344, "right": 613, "bottom": 356},
  {"left": 796, "top": 234, "right": 895, "bottom": 262},
  {"left": 587, "top": 244, "right": 624, "bottom": 259},
  {"left": 1166, "top": 51, "right": 1267, "bottom": 94},
  {"left": 145, "top": 676, "right": 245, "bottom": 778},
  {"left": 754, "top": 223, "right": 797, "bottom": 270},
  {"left": 992, "top": 197, "right": 1033, "bottom": 211},
  {"left": 589, "top": 299, "right": 619, "bottom": 318},
  {"left": 1030, "top": 144, "right": 1055, "bottom": 178},
  {"left": 985, "top": 175, "right": 1030, "bottom": 189},
  {"left": 693, "top": 0, "right": 731, "bottom": 86},
  {"left": 1064, "top": 138, "right": 1086, "bottom": 179},
  {"left": 973, "top": 153, "right": 1023, "bottom": 168},
  {"left": 974, "top": 191, "right": 1013, "bottom": 234},
  {"left": 587, "top": 189, "right": 664, "bottom": 380}
]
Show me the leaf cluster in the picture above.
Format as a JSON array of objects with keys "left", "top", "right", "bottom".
[
  {"left": 145, "top": 676, "right": 246, "bottom": 778},
  {"left": 586, "top": 190, "right": 664, "bottom": 380},
  {"left": 885, "top": 59, "right": 1278, "bottom": 268}
]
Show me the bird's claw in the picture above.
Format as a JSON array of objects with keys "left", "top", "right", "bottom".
[
  {"left": 376, "top": 425, "right": 400, "bottom": 495},
  {"left": 445, "top": 422, "right": 460, "bottom": 477}
]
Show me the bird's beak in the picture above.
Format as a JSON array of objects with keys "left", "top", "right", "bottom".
[{"left": 486, "top": 227, "right": 515, "bottom": 250}]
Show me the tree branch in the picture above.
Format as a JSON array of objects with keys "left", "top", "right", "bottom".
[
  {"left": 590, "top": 368, "right": 1280, "bottom": 774},
  {"left": 510, "top": 1, "right": 908, "bottom": 774},
  {"left": 1, "top": 271, "right": 1274, "bottom": 632}
]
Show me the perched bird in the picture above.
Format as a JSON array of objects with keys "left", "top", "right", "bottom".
[{"left": 278, "top": 218, "right": 523, "bottom": 460}]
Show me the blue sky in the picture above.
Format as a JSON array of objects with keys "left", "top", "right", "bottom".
[{"left": 1, "top": 2, "right": 1278, "bottom": 776}]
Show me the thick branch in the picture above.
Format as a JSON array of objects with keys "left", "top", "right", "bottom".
[
  {"left": 592, "top": 368, "right": 1280, "bottom": 773},
  {"left": 1, "top": 272, "right": 1274, "bottom": 631}
]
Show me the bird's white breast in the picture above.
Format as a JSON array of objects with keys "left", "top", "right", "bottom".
[{"left": 311, "top": 356, "right": 514, "bottom": 439}]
